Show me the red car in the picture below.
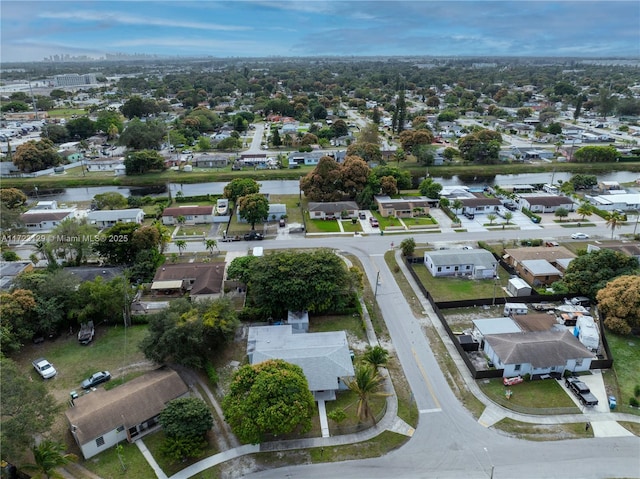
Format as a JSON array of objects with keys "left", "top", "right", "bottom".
[{"left": 369, "top": 217, "right": 379, "bottom": 227}]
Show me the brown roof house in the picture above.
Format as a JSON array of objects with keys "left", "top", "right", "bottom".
[
  {"left": 151, "top": 262, "right": 226, "bottom": 301},
  {"left": 65, "top": 368, "right": 188, "bottom": 459},
  {"left": 375, "top": 195, "right": 433, "bottom": 218},
  {"left": 459, "top": 196, "right": 502, "bottom": 215},
  {"left": 162, "top": 205, "right": 214, "bottom": 225},
  {"left": 483, "top": 329, "right": 595, "bottom": 378},
  {"left": 504, "top": 246, "right": 576, "bottom": 287}
]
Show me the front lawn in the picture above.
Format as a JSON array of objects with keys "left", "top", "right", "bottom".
[
  {"left": 305, "top": 218, "right": 341, "bottom": 233},
  {"left": 605, "top": 332, "right": 640, "bottom": 415},
  {"left": 175, "top": 224, "right": 210, "bottom": 236},
  {"left": 402, "top": 216, "right": 437, "bottom": 226},
  {"left": 81, "top": 439, "right": 155, "bottom": 477},
  {"left": 412, "top": 263, "right": 510, "bottom": 302},
  {"left": 479, "top": 377, "right": 579, "bottom": 412},
  {"left": 143, "top": 430, "right": 220, "bottom": 477},
  {"left": 341, "top": 220, "right": 362, "bottom": 233},
  {"left": 310, "top": 314, "right": 367, "bottom": 343}
]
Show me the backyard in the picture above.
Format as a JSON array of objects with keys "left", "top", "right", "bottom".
[{"left": 604, "top": 332, "right": 640, "bottom": 416}]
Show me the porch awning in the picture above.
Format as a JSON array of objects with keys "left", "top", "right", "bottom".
[{"left": 151, "top": 280, "right": 183, "bottom": 290}]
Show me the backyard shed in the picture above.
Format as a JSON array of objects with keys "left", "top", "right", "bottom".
[{"left": 507, "top": 277, "right": 532, "bottom": 297}]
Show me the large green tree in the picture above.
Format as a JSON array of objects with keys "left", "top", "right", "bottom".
[
  {"left": 242, "top": 249, "right": 359, "bottom": 316},
  {"left": 95, "top": 110, "right": 124, "bottom": 135},
  {"left": 123, "top": 149, "right": 165, "bottom": 174},
  {"left": 12, "top": 139, "right": 60, "bottom": 172},
  {"left": 119, "top": 119, "right": 165, "bottom": 150},
  {"left": 50, "top": 218, "right": 99, "bottom": 266},
  {"left": 65, "top": 117, "right": 96, "bottom": 140},
  {"left": 222, "top": 359, "right": 316, "bottom": 444},
  {"left": 160, "top": 397, "right": 213, "bottom": 439},
  {"left": 0, "top": 188, "right": 27, "bottom": 209},
  {"left": 556, "top": 249, "right": 639, "bottom": 298},
  {"left": 457, "top": 129, "right": 502, "bottom": 164},
  {"left": 0, "top": 289, "right": 37, "bottom": 354},
  {"left": 0, "top": 357, "right": 60, "bottom": 462},
  {"left": 223, "top": 178, "right": 260, "bottom": 203},
  {"left": 140, "top": 298, "right": 239, "bottom": 368},
  {"left": 93, "top": 192, "right": 128, "bottom": 210},
  {"left": 573, "top": 145, "right": 617, "bottom": 163},
  {"left": 238, "top": 193, "right": 269, "bottom": 229}
]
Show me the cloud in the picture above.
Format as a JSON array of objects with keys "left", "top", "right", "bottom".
[{"left": 39, "top": 10, "right": 251, "bottom": 32}]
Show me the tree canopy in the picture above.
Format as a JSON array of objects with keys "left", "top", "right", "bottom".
[
  {"left": 238, "top": 193, "right": 269, "bottom": 229},
  {"left": 556, "top": 249, "right": 639, "bottom": 298},
  {"left": 12, "top": 139, "right": 60, "bottom": 172},
  {"left": 140, "top": 298, "right": 239, "bottom": 368},
  {"left": 457, "top": 129, "right": 502, "bottom": 164},
  {"left": 573, "top": 145, "right": 617, "bottom": 163},
  {"left": 223, "top": 178, "right": 260, "bottom": 203},
  {"left": 119, "top": 118, "right": 165, "bottom": 150},
  {"left": 300, "top": 155, "right": 371, "bottom": 202},
  {"left": 595, "top": 275, "right": 640, "bottom": 336},
  {"left": 0, "top": 357, "right": 60, "bottom": 462},
  {"left": 222, "top": 359, "right": 316, "bottom": 444},
  {"left": 239, "top": 249, "right": 359, "bottom": 317},
  {"left": 124, "top": 149, "right": 166, "bottom": 174},
  {"left": 160, "top": 397, "right": 213, "bottom": 439}
]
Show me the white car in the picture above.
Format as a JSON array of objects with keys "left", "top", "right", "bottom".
[
  {"left": 571, "top": 232, "right": 590, "bottom": 239},
  {"left": 32, "top": 358, "right": 57, "bottom": 379}
]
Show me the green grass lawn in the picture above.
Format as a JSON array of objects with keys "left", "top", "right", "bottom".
[
  {"left": 16, "top": 324, "right": 150, "bottom": 394},
  {"left": 325, "top": 389, "right": 387, "bottom": 433},
  {"left": 81, "top": 439, "right": 155, "bottom": 477},
  {"left": 412, "top": 263, "right": 510, "bottom": 302},
  {"left": 176, "top": 224, "right": 210, "bottom": 236},
  {"left": 47, "top": 108, "right": 88, "bottom": 118},
  {"left": 143, "top": 430, "right": 220, "bottom": 477},
  {"left": 479, "top": 377, "right": 579, "bottom": 411},
  {"left": 268, "top": 194, "right": 304, "bottom": 225},
  {"left": 371, "top": 214, "right": 403, "bottom": 229},
  {"left": 605, "top": 332, "right": 640, "bottom": 415},
  {"left": 341, "top": 220, "right": 362, "bottom": 232},
  {"left": 402, "top": 216, "right": 437, "bottom": 226},
  {"left": 305, "top": 217, "right": 341, "bottom": 233},
  {"left": 310, "top": 314, "right": 367, "bottom": 342}
]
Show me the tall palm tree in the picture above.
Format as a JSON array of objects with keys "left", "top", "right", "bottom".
[
  {"left": 576, "top": 201, "right": 594, "bottom": 222},
  {"left": 204, "top": 239, "right": 218, "bottom": 255},
  {"left": 153, "top": 221, "right": 172, "bottom": 254},
  {"left": 175, "top": 239, "right": 187, "bottom": 256},
  {"left": 346, "top": 364, "right": 389, "bottom": 424},
  {"left": 606, "top": 212, "right": 624, "bottom": 239},
  {"left": 22, "top": 440, "right": 77, "bottom": 479},
  {"left": 486, "top": 213, "right": 497, "bottom": 225},
  {"left": 363, "top": 345, "right": 389, "bottom": 370}
]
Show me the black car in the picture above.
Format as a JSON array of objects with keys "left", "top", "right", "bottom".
[
  {"left": 244, "top": 231, "right": 264, "bottom": 241},
  {"left": 81, "top": 371, "right": 111, "bottom": 389}
]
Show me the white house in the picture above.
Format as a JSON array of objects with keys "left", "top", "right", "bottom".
[
  {"left": 20, "top": 209, "right": 76, "bottom": 231},
  {"left": 162, "top": 206, "right": 214, "bottom": 225},
  {"left": 483, "top": 330, "right": 595, "bottom": 378},
  {"left": 85, "top": 158, "right": 125, "bottom": 172},
  {"left": 308, "top": 201, "right": 359, "bottom": 220},
  {"left": 423, "top": 249, "right": 498, "bottom": 279},
  {"left": 65, "top": 369, "right": 188, "bottom": 459},
  {"left": 247, "top": 325, "right": 354, "bottom": 401},
  {"left": 518, "top": 195, "right": 575, "bottom": 213},
  {"left": 87, "top": 209, "right": 144, "bottom": 228}
]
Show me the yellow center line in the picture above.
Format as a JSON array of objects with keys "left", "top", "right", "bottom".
[{"left": 412, "top": 347, "right": 441, "bottom": 410}]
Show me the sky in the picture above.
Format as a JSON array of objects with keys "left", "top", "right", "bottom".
[{"left": 1, "top": 1, "right": 639, "bottom": 63}]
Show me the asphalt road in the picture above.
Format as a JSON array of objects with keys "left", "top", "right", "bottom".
[{"left": 197, "top": 224, "right": 640, "bottom": 479}]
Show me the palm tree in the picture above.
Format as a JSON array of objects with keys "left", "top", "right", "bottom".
[
  {"left": 363, "top": 345, "right": 389, "bottom": 370},
  {"left": 486, "top": 213, "right": 497, "bottom": 225},
  {"left": 346, "top": 364, "right": 389, "bottom": 424},
  {"left": 204, "top": 239, "right": 218, "bottom": 255},
  {"left": 503, "top": 211, "right": 513, "bottom": 225},
  {"left": 175, "top": 239, "right": 187, "bottom": 256},
  {"left": 22, "top": 440, "right": 78, "bottom": 479},
  {"left": 576, "top": 201, "right": 594, "bottom": 222},
  {"left": 452, "top": 199, "right": 463, "bottom": 214},
  {"left": 153, "top": 221, "right": 172, "bottom": 254},
  {"left": 606, "top": 212, "right": 624, "bottom": 239}
]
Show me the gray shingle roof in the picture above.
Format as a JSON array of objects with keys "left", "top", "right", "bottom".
[
  {"left": 424, "top": 249, "right": 497, "bottom": 268},
  {"left": 484, "top": 330, "right": 594, "bottom": 368},
  {"left": 87, "top": 208, "right": 143, "bottom": 222}
]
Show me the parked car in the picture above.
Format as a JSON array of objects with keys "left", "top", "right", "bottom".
[
  {"left": 32, "top": 358, "right": 57, "bottom": 379},
  {"left": 359, "top": 211, "right": 367, "bottom": 220},
  {"left": 565, "top": 376, "right": 599, "bottom": 406},
  {"left": 279, "top": 218, "right": 286, "bottom": 227},
  {"left": 369, "top": 217, "right": 379, "bottom": 227},
  {"left": 570, "top": 296, "right": 591, "bottom": 307},
  {"left": 81, "top": 371, "right": 111, "bottom": 389},
  {"left": 571, "top": 232, "right": 590, "bottom": 239},
  {"left": 545, "top": 241, "right": 559, "bottom": 247},
  {"left": 244, "top": 231, "right": 264, "bottom": 241}
]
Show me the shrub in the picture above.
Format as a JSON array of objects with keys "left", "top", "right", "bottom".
[
  {"left": 635, "top": 385, "right": 640, "bottom": 398},
  {"left": 327, "top": 409, "right": 347, "bottom": 423},
  {"left": 205, "top": 361, "right": 219, "bottom": 386},
  {"left": 630, "top": 397, "right": 639, "bottom": 408}
]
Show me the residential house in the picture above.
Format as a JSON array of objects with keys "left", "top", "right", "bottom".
[
  {"left": 375, "top": 196, "right": 433, "bottom": 218},
  {"left": 0, "top": 261, "right": 34, "bottom": 290},
  {"left": 483, "top": 330, "right": 595, "bottom": 378},
  {"left": 31, "top": 200, "right": 58, "bottom": 210},
  {"left": 59, "top": 150, "right": 84, "bottom": 163},
  {"left": 247, "top": 325, "right": 355, "bottom": 400},
  {"left": 87, "top": 209, "right": 144, "bottom": 228},
  {"left": 587, "top": 193, "right": 640, "bottom": 212},
  {"left": 423, "top": 249, "right": 498, "bottom": 279},
  {"left": 193, "top": 155, "right": 229, "bottom": 168},
  {"left": 151, "top": 262, "right": 226, "bottom": 301},
  {"left": 65, "top": 368, "right": 188, "bottom": 459},
  {"left": 459, "top": 196, "right": 502, "bottom": 215},
  {"left": 20, "top": 209, "right": 76, "bottom": 231},
  {"left": 518, "top": 195, "right": 575, "bottom": 213},
  {"left": 85, "top": 158, "right": 125, "bottom": 172},
  {"left": 162, "top": 206, "right": 214, "bottom": 225},
  {"left": 518, "top": 259, "right": 562, "bottom": 286},
  {"left": 511, "top": 313, "right": 558, "bottom": 333},
  {"left": 236, "top": 203, "right": 286, "bottom": 223},
  {"left": 308, "top": 201, "right": 359, "bottom": 220},
  {"left": 586, "top": 242, "right": 640, "bottom": 262}
]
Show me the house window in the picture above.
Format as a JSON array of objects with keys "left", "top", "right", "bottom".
[
  {"left": 466, "top": 265, "right": 470, "bottom": 270},
  {"left": 116, "top": 425, "right": 124, "bottom": 433},
  {"left": 575, "top": 358, "right": 583, "bottom": 367},
  {"left": 96, "top": 436, "right": 105, "bottom": 447},
  {"left": 514, "top": 364, "right": 521, "bottom": 371},
  {"left": 437, "top": 267, "right": 442, "bottom": 272},
  {"left": 454, "top": 266, "right": 459, "bottom": 272}
]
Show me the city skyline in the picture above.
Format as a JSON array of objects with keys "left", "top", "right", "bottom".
[{"left": 1, "top": 1, "right": 639, "bottom": 63}]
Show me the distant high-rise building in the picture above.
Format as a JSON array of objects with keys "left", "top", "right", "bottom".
[{"left": 53, "top": 73, "right": 97, "bottom": 87}]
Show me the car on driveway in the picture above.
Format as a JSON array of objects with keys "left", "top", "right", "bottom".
[
  {"left": 571, "top": 232, "right": 590, "bottom": 239},
  {"left": 32, "top": 358, "right": 57, "bottom": 379},
  {"left": 244, "top": 231, "right": 264, "bottom": 241},
  {"left": 565, "top": 376, "right": 599, "bottom": 406},
  {"left": 369, "top": 217, "right": 379, "bottom": 227},
  {"left": 81, "top": 371, "right": 111, "bottom": 389},
  {"left": 359, "top": 212, "right": 366, "bottom": 220}
]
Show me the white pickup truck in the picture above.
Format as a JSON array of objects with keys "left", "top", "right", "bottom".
[{"left": 32, "top": 358, "right": 57, "bottom": 379}]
